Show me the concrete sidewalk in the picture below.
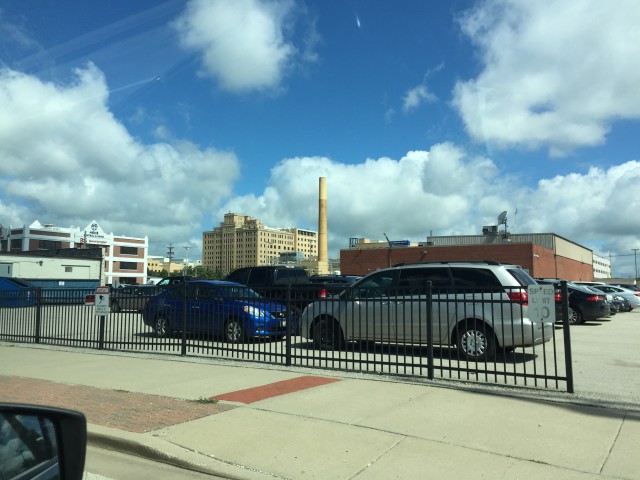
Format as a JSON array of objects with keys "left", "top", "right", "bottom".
[{"left": 1, "top": 344, "right": 638, "bottom": 479}]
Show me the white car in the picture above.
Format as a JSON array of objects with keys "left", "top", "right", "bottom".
[
  {"left": 588, "top": 285, "right": 640, "bottom": 310},
  {"left": 299, "top": 261, "right": 554, "bottom": 362}
]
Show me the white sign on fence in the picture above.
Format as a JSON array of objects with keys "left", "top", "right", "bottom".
[
  {"left": 94, "top": 286, "right": 110, "bottom": 316},
  {"left": 527, "top": 284, "right": 556, "bottom": 323}
]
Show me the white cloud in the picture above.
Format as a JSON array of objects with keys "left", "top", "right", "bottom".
[
  {"left": 453, "top": 0, "right": 640, "bottom": 155},
  {"left": 217, "top": 144, "right": 640, "bottom": 276},
  {"left": 402, "top": 84, "right": 436, "bottom": 113},
  {"left": 217, "top": 144, "right": 510, "bottom": 255},
  {"left": 0, "top": 64, "right": 240, "bottom": 254},
  {"left": 173, "top": 0, "right": 302, "bottom": 93}
]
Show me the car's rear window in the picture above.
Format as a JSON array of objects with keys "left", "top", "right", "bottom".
[
  {"left": 450, "top": 268, "right": 501, "bottom": 288},
  {"left": 507, "top": 268, "right": 537, "bottom": 286}
]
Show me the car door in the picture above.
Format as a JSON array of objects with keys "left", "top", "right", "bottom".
[
  {"left": 396, "top": 267, "right": 453, "bottom": 343},
  {"left": 188, "top": 284, "right": 232, "bottom": 337},
  {"left": 347, "top": 270, "right": 397, "bottom": 342},
  {"left": 449, "top": 267, "right": 505, "bottom": 336}
]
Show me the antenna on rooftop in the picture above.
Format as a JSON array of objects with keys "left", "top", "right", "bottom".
[
  {"left": 383, "top": 233, "right": 392, "bottom": 248},
  {"left": 497, "top": 211, "right": 509, "bottom": 238}
]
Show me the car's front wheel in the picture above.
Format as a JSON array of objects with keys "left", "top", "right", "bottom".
[
  {"left": 154, "top": 316, "right": 170, "bottom": 338},
  {"left": 225, "top": 318, "right": 244, "bottom": 343},
  {"left": 312, "top": 317, "right": 344, "bottom": 350},
  {"left": 457, "top": 321, "right": 495, "bottom": 361}
]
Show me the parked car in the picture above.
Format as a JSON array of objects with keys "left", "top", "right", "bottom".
[
  {"left": 588, "top": 284, "right": 639, "bottom": 311},
  {"left": 224, "top": 265, "right": 331, "bottom": 316},
  {"left": 300, "top": 261, "right": 554, "bottom": 361},
  {"left": 536, "top": 279, "right": 610, "bottom": 324},
  {"left": 309, "top": 275, "right": 361, "bottom": 286},
  {"left": 142, "top": 280, "right": 294, "bottom": 342},
  {"left": 613, "top": 283, "right": 639, "bottom": 291},
  {"left": 110, "top": 285, "right": 149, "bottom": 312},
  {"left": 582, "top": 286, "right": 617, "bottom": 315}
]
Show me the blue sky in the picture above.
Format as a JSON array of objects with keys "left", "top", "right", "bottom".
[{"left": 1, "top": 0, "right": 639, "bottom": 277}]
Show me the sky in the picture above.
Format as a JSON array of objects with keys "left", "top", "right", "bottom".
[{"left": 0, "top": 0, "right": 639, "bottom": 277}]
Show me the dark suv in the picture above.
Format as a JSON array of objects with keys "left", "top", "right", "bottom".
[{"left": 300, "top": 261, "right": 554, "bottom": 361}]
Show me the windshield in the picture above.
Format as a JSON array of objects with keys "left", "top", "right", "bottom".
[{"left": 220, "top": 286, "right": 262, "bottom": 300}]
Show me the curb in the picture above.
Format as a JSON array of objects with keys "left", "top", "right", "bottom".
[{"left": 87, "top": 424, "right": 278, "bottom": 480}]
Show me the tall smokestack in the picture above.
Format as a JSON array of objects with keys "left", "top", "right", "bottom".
[{"left": 318, "top": 177, "right": 328, "bottom": 274}]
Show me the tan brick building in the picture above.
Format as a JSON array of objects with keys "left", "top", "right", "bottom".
[{"left": 202, "top": 213, "right": 318, "bottom": 274}]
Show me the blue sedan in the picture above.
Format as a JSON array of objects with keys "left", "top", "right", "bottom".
[{"left": 142, "top": 280, "right": 295, "bottom": 342}]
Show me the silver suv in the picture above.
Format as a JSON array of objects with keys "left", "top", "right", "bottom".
[{"left": 299, "top": 261, "right": 553, "bottom": 361}]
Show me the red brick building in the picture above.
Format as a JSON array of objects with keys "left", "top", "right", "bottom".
[{"left": 340, "top": 233, "right": 594, "bottom": 281}]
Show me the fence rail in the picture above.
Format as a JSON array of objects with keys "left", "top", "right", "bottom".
[{"left": 0, "top": 283, "right": 573, "bottom": 392}]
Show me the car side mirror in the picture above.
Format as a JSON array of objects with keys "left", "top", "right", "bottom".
[{"left": 0, "top": 404, "right": 87, "bottom": 480}]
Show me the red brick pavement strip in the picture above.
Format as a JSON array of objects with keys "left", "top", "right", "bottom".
[
  {"left": 212, "top": 375, "right": 341, "bottom": 404},
  {"left": 0, "top": 375, "right": 236, "bottom": 434}
]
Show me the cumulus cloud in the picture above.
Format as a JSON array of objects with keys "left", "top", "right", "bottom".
[
  {"left": 216, "top": 145, "right": 640, "bottom": 275},
  {"left": 173, "top": 0, "right": 306, "bottom": 93},
  {"left": 453, "top": 0, "right": 640, "bottom": 155},
  {"left": 0, "top": 64, "right": 240, "bottom": 253},
  {"left": 217, "top": 143, "right": 513, "bottom": 255}
]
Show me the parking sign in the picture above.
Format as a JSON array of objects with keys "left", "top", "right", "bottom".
[{"left": 95, "top": 286, "right": 110, "bottom": 316}]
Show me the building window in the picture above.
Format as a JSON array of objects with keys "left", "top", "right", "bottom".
[
  {"left": 10, "top": 239, "right": 22, "bottom": 251},
  {"left": 38, "top": 240, "right": 62, "bottom": 250},
  {"left": 119, "top": 261, "right": 138, "bottom": 270},
  {"left": 65, "top": 266, "right": 73, "bottom": 273},
  {"left": 120, "top": 246, "right": 138, "bottom": 255}
]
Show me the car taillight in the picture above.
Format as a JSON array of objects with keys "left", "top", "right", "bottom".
[
  {"left": 554, "top": 292, "right": 561, "bottom": 302},
  {"left": 319, "top": 288, "right": 327, "bottom": 299},
  {"left": 585, "top": 295, "right": 602, "bottom": 302},
  {"left": 507, "top": 290, "right": 528, "bottom": 305}
]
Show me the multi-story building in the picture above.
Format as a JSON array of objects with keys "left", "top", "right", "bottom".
[
  {"left": 0, "top": 220, "right": 148, "bottom": 285},
  {"left": 592, "top": 253, "right": 612, "bottom": 278},
  {"left": 202, "top": 213, "right": 318, "bottom": 273}
]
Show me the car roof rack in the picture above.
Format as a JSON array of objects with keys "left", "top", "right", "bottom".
[{"left": 392, "top": 260, "right": 503, "bottom": 267}]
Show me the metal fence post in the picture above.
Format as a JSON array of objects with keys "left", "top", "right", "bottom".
[
  {"left": 560, "top": 281, "right": 574, "bottom": 393},
  {"left": 426, "top": 281, "right": 434, "bottom": 380},
  {"left": 285, "top": 283, "right": 292, "bottom": 366},
  {"left": 35, "top": 288, "right": 42, "bottom": 344},
  {"left": 98, "top": 315, "right": 106, "bottom": 350},
  {"left": 181, "top": 284, "right": 188, "bottom": 356}
]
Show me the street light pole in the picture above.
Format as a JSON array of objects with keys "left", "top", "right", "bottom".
[{"left": 633, "top": 248, "right": 639, "bottom": 281}]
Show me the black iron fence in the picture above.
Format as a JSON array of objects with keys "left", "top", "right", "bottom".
[{"left": 0, "top": 283, "right": 573, "bottom": 392}]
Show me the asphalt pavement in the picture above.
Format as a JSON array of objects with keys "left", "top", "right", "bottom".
[{"left": 1, "top": 343, "right": 639, "bottom": 479}]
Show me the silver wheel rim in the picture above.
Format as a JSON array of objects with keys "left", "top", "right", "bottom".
[
  {"left": 227, "top": 321, "right": 241, "bottom": 342},
  {"left": 155, "top": 317, "right": 166, "bottom": 337},
  {"left": 568, "top": 308, "right": 579, "bottom": 324},
  {"left": 461, "top": 329, "right": 486, "bottom": 357}
]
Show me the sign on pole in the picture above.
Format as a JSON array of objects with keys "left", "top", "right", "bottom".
[
  {"left": 94, "top": 286, "right": 110, "bottom": 316},
  {"left": 527, "top": 284, "right": 556, "bottom": 323}
]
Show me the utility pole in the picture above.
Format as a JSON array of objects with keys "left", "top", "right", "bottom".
[
  {"left": 633, "top": 248, "right": 639, "bottom": 281},
  {"left": 167, "top": 243, "right": 174, "bottom": 275}
]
